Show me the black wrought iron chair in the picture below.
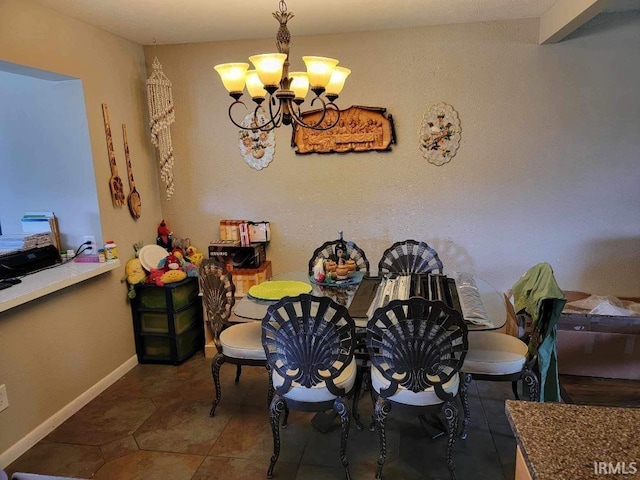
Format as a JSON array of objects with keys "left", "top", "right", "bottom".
[
  {"left": 308, "top": 235, "right": 370, "bottom": 275},
  {"left": 199, "top": 258, "right": 267, "bottom": 416},
  {"left": 262, "top": 294, "right": 357, "bottom": 480},
  {"left": 458, "top": 263, "right": 566, "bottom": 438},
  {"left": 377, "top": 239, "right": 443, "bottom": 275},
  {"left": 367, "top": 297, "right": 468, "bottom": 480}
]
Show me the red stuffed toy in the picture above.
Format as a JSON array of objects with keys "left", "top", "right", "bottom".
[{"left": 156, "top": 219, "right": 173, "bottom": 252}]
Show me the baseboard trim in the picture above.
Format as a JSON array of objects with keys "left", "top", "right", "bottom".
[{"left": 0, "top": 355, "right": 138, "bottom": 469}]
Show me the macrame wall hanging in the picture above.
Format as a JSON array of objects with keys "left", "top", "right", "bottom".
[{"left": 146, "top": 57, "right": 176, "bottom": 199}]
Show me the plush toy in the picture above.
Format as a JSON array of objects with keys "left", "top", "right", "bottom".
[
  {"left": 162, "top": 253, "right": 181, "bottom": 271},
  {"left": 156, "top": 219, "right": 173, "bottom": 252},
  {"left": 171, "top": 237, "right": 190, "bottom": 256},
  {"left": 124, "top": 257, "right": 147, "bottom": 298},
  {"left": 154, "top": 253, "right": 187, "bottom": 285},
  {"left": 185, "top": 245, "right": 204, "bottom": 266},
  {"left": 147, "top": 268, "right": 166, "bottom": 287},
  {"left": 160, "top": 269, "right": 187, "bottom": 284},
  {"left": 183, "top": 262, "right": 198, "bottom": 277}
]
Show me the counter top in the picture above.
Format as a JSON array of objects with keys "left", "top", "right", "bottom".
[
  {"left": 505, "top": 399, "right": 640, "bottom": 479},
  {"left": 0, "top": 259, "right": 121, "bottom": 313}
]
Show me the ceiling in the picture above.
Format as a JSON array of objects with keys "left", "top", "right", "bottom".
[{"left": 31, "top": 0, "right": 640, "bottom": 46}]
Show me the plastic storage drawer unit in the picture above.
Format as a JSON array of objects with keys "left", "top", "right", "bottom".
[{"left": 130, "top": 277, "right": 203, "bottom": 365}]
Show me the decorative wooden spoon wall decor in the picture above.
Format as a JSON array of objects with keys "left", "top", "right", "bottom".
[
  {"left": 122, "top": 124, "right": 142, "bottom": 219},
  {"left": 101, "top": 104, "right": 125, "bottom": 207}
]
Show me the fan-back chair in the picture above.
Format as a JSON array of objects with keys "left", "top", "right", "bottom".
[
  {"left": 367, "top": 297, "right": 468, "bottom": 480},
  {"left": 199, "top": 258, "right": 267, "bottom": 416},
  {"left": 262, "top": 294, "right": 357, "bottom": 479}
]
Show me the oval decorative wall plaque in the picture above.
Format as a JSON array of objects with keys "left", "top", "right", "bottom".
[
  {"left": 418, "top": 102, "right": 461, "bottom": 166},
  {"left": 238, "top": 108, "right": 275, "bottom": 170}
]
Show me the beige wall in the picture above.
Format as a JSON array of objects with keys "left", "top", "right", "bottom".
[
  {"left": 149, "top": 12, "right": 639, "bottom": 296},
  {"left": 0, "top": 0, "right": 164, "bottom": 456},
  {"left": 0, "top": 0, "right": 638, "bottom": 463}
]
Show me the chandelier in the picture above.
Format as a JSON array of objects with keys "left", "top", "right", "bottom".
[{"left": 213, "top": 0, "right": 350, "bottom": 132}]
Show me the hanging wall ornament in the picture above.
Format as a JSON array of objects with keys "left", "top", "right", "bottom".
[
  {"left": 418, "top": 102, "right": 461, "bottom": 166},
  {"left": 238, "top": 108, "right": 275, "bottom": 170},
  {"left": 146, "top": 57, "right": 176, "bottom": 199}
]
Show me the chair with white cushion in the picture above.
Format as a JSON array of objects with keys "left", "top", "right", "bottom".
[
  {"left": 459, "top": 263, "right": 566, "bottom": 438},
  {"left": 377, "top": 239, "right": 443, "bottom": 275},
  {"left": 199, "top": 258, "right": 267, "bottom": 416},
  {"left": 367, "top": 297, "right": 468, "bottom": 480},
  {"left": 262, "top": 294, "right": 357, "bottom": 480}
]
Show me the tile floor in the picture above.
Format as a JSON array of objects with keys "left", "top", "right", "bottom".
[{"left": 6, "top": 352, "right": 519, "bottom": 479}]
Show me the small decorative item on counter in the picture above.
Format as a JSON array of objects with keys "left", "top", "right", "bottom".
[
  {"left": 98, "top": 249, "right": 106, "bottom": 263},
  {"left": 104, "top": 241, "right": 118, "bottom": 260}
]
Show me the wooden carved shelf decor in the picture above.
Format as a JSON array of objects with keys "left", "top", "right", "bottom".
[
  {"left": 101, "top": 103, "right": 125, "bottom": 207},
  {"left": 292, "top": 105, "right": 395, "bottom": 154},
  {"left": 122, "top": 124, "right": 142, "bottom": 219}
]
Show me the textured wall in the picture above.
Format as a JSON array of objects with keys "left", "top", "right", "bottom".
[
  {"left": 149, "top": 12, "right": 640, "bottom": 296},
  {"left": 0, "top": 0, "right": 164, "bottom": 458}
]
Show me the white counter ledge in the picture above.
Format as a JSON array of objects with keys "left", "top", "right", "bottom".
[{"left": 0, "top": 259, "right": 121, "bottom": 313}]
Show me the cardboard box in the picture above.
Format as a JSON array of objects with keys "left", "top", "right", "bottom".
[
  {"left": 557, "top": 291, "right": 640, "bottom": 380},
  {"left": 231, "top": 261, "right": 273, "bottom": 297},
  {"left": 208, "top": 243, "right": 266, "bottom": 271}
]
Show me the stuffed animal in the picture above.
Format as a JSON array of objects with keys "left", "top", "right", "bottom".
[
  {"left": 156, "top": 219, "right": 173, "bottom": 252},
  {"left": 155, "top": 253, "right": 187, "bottom": 285},
  {"left": 160, "top": 269, "right": 187, "bottom": 284},
  {"left": 185, "top": 245, "right": 204, "bottom": 266},
  {"left": 147, "top": 268, "right": 166, "bottom": 287},
  {"left": 171, "top": 237, "right": 190, "bottom": 256},
  {"left": 124, "top": 257, "right": 147, "bottom": 298},
  {"left": 162, "top": 253, "right": 181, "bottom": 271}
]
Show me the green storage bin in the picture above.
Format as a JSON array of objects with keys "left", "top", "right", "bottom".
[
  {"left": 140, "top": 302, "right": 200, "bottom": 334},
  {"left": 141, "top": 326, "right": 203, "bottom": 362},
  {"left": 137, "top": 278, "right": 199, "bottom": 310}
]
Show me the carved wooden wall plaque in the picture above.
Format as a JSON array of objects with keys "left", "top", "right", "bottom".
[{"left": 292, "top": 105, "right": 396, "bottom": 154}]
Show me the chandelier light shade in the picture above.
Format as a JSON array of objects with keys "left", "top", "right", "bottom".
[
  {"left": 214, "top": 63, "right": 250, "bottom": 96},
  {"left": 213, "top": 0, "right": 349, "bottom": 131}
]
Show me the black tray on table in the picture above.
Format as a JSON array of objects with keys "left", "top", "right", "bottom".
[
  {"left": 346, "top": 274, "right": 464, "bottom": 320},
  {"left": 347, "top": 276, "right": 381, "bottom": 319}
]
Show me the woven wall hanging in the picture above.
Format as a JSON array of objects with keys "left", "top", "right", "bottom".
[{"left": 146, "top": 57, "right": 176, "bottom": 199}]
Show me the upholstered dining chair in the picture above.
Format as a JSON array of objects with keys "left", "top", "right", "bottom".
[
  {"left": 199, "top": 258, "right": 267, "bottom": 416},
  {"left": 262, "top": 294, "right": 357, "bottom": 480},
  {"left": 308, "top": 235, "right": 370, "bottom": 275},
  {"left": 377, "top": 239, "right": 443, "bottom": 275},
  {"left": 458, "top": 262, "right": 566, "bottom": 438},
  {"left": 367, "top": 297, "right": 468, "bottom": 480}
]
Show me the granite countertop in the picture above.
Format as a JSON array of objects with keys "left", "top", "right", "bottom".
[{"left": 505, "top": 400, "right": 640, "bottom": 479}]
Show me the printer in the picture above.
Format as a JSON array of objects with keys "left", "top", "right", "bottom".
[{"left": 0, "top": 245, "right": 60, "bottom": 279}]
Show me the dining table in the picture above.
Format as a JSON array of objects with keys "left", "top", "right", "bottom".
[
  {"left": 232, "top": 269, "right": 507, "bottom": 433},
  {"left": 232, "top": 270, "right": 507, "bottom": 331}
]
